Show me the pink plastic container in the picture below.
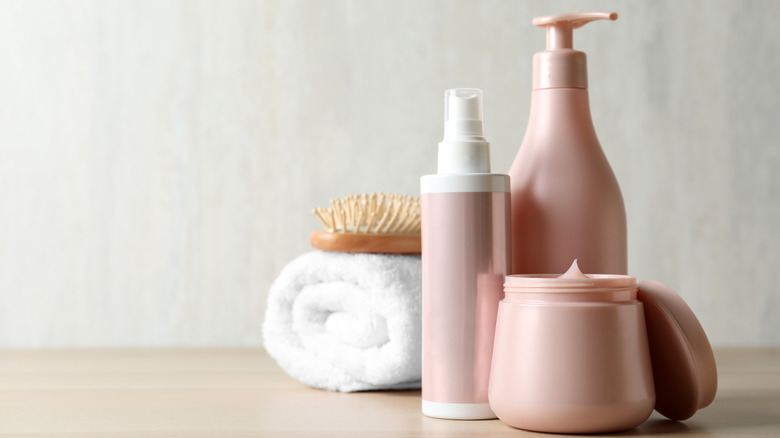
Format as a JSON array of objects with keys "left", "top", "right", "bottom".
[
  {"left": 421, "top": 190, "right": 510, "bottom": 419},
  {"left": 510, "top": 12, "right": 627, "bottom": 276},
  {"left": 489, "top": 262, "right": 655, "bottom": 433},
  {"left": 420, "top": 89, "right": 511, "bottom": 419},
  {"left": 489, "top": 261, "right": 718, "bottom": 433}
]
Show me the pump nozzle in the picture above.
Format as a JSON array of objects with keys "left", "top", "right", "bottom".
[
  {"left": 533, "top": 11, "right": 617, "bottom": 50},
  {"left": 531, "top": 11, "right": 617, "bottom": 90}
]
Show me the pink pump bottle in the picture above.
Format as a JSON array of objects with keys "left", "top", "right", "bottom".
[
  {"left": 420, "top": 89, "right": 510, "bottom": 419},
  {"left": 510, "top": 11, "right": 627, "bottom": 275}
]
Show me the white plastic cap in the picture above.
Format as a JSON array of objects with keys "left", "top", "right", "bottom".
[
  {"left": 444, "top": 88, "right": 485, "bottom": 140},
  {"left": 438, "top": 88, "right": 491, "bottom": 174}
]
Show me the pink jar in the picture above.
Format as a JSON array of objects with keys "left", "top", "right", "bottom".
[
  {"left": 489, "top": 262, "right": 654, "bottom": 433},
  {"left": 489, "top": 261, "right": 717, "bottom": 433}
]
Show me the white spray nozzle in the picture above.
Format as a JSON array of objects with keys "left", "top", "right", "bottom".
[
  {"left": 438, "top": 88, "right": 491, "bottom": 174},
  {"left": 444, "top": 88, "right": 485, "bottom": 140}
]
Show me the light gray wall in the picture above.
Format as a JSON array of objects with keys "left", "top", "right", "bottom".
[{"left": 0, "top": 0, "right": 777, "bottom": 347}]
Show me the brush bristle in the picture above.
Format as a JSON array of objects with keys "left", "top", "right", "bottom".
[{"left": 312, "top": 193, "right": 421, "bottom": 234}]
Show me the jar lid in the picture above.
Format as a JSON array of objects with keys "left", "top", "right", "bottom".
[{"left": 637, "top": 280, "right": 718, "bottom": 421}]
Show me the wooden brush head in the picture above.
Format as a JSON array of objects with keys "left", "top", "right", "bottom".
[{"left": 311, "top": 193, "right": 421, "bottom": 254}]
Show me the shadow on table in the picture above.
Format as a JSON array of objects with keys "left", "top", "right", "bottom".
[{"left": 613, "top": 389, "right": 780, "bottom": 436}]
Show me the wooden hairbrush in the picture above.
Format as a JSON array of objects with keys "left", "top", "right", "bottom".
[{"left": 311, "top": 193, "right": 421, "bottom": 254}]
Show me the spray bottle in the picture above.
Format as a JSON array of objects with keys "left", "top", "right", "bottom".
[
  {"left": 420, "top": 89, "right": 510, "bottom": 419},
  {"left": 510, "top": 11, "right": 627, "bottom": 275}
]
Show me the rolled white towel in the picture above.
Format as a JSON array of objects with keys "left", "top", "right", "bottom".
[{"left": 262, "top": 250, "right": 422, "bottom": 392}]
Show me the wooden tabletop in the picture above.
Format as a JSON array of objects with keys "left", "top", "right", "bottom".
[{"left": 0, "top": 348, "right": 778, "bottom": 437}]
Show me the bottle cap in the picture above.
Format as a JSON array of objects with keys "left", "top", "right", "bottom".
[
  {"left": 637, "top": 280, "right": 718, "bottom": 420},
  {"left": 443, "top": 88, "right": 485, "bottom": 140},
  {"left": 437, "top": 88, "right": 491, "bottom": 174}
]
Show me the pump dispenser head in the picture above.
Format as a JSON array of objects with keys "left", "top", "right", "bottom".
[{"left": 532, "top": 11, "right": 617, "bottom": 90}]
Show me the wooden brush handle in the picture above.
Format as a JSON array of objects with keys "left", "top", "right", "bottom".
[{"left": 310, "top": 231, "right": 421, "bottom": 254}]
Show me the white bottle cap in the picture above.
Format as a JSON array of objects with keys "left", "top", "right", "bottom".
[
  {"left": 438, "top": 88, "right": 490, "bottom": 174},
  {"left": 444, "top": 88, "right": 485, "bottom": 140}
]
